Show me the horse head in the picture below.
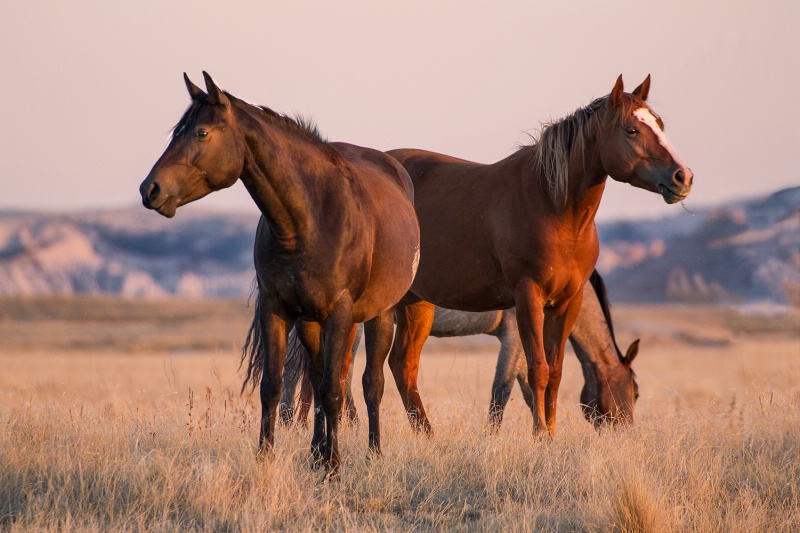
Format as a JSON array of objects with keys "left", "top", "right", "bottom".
[
  {"left": 598, "top": 75, "right": 693, "bottom": 205},
  {"left": 580, "top": 339, "right": 640, "bottom": 427},
  {"left": 139, "top": 72, "right": 245, "bottom": 218}
]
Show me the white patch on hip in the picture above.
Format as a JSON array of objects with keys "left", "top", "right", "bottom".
[
  {"left": 633, "top": 107, "right": 686, "bottom": 168},
  {"left": 411, "top": 244, "right": 420, "bottom": 281}
]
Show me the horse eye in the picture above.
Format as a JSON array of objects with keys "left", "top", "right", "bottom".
[
  {"left": 625, "top": 127, "right": 638, "bottom": 136},
  {"left": 195, "top": 130, "right": 209, "bottom": 140}
]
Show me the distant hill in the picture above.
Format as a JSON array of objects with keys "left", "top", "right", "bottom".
[
  {"left": 598, "top": 187, "right": 800, "bottom": 304},
  {"left": 0, "top": 187, "right": 797, "bottom": 303},
  {"left": 0, "top": 208, "right": 259, "bottom": 298}
]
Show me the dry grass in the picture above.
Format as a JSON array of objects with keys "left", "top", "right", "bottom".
[{"left": 0, "top": 297, "right": 798, "bottom": 532}]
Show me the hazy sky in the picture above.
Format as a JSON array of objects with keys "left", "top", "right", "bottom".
[{"left": 1, "top": 1, "right": 798, "bottom": 222}]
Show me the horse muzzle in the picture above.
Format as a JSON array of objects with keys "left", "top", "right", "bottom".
[
  {"left": 658, "top": 167, "right": 693, "bottom": 204},
  {"left": 140, "top": 178, "right": 180, "bottom": 218}
]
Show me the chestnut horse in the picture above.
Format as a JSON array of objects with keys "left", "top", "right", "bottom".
[
  {"left": 387, "top": 75, "right": 691, "bottom": 436},
  {"left": 139, "top": 73, "right": 420, "bottom": 477},
  {"left": 281, "top": 270, "right": 639, "bottom": 430}
]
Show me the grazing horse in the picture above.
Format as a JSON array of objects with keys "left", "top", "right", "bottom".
[
  {"left": 484, "top": 271, "right": 639, "bottom": 428},
  {"left": 387, "top": 75, "right": 691, "bottom": 437},
  {"left": 280, "top": 270, "right": 639, "bottom": 430},
  {"left": 139, "top": 72, "right": 420, "bottom": 477}
]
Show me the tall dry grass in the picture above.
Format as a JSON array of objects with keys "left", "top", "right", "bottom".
[{"left": 0, "top": 299, "right": 798, "bottom": 531}]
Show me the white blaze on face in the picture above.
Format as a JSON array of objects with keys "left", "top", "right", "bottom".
[{"left": 633, "top": 107, "right": 686, "bottom": 168}]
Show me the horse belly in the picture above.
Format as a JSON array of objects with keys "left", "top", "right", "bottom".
[
  {"left": 351, "top": 200, "right": 420, "bottom": 323},
  {"left": 410, "top": 209, "right": 513, "bottom": 311}
]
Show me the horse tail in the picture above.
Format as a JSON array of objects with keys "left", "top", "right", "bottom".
[
  {"left": 240, "top": 296, "right": 265, "bottom": 394},
  {"left": 588, "top": 269, "right": 625, "bottom": 361}
]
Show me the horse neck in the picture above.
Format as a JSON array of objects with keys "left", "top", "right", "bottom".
[
  {"left": 569, "top": 285, "right": 624, "bottom": 376},
  {"left": 235, "top": 107, "right": 338, "bottom": 247},
  {"left": 523, "top": 120, "right": 609, "bottom": 230}
]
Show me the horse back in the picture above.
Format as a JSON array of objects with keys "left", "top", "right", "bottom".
[{"left": 332, "top": 142, "right": 415, "bottom": 202}]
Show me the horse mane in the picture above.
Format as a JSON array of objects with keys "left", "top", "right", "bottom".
[
  {"left": 171, "top": 92, "right": 333, "bottom": 154},
  {"left": 588, "top": 270, "right": 625, "bottom": 362},
  {"left": 526, "top": 93, "right": 641, "bottom": 209}
]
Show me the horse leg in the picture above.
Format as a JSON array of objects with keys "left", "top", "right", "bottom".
[
  {"left": 515, "top": 350, "right": 536, "bottom": 414},
  {"left": 257, "top": 303, "right": 294, "bottom": 454},
  {"left": 297, "top": 369, "right": 313, "bottom": 428},
  {"left": 362, "top": 309, "right": 394, "bottom": 454},
  {"left": 542, "top": 290, "right": 583, "bottom": 434},
  {"left": 319, "top": 299, "right": 354, "bottom": 478},
  {"left": 338, "top": 324, "right": 358, "bottom": 423},
  {"left": 279, "top": 327, "right": 303, "bottom": 427},
  {"left": 295, "top": 321, "right": 324, "bottom": 466},
  {"left": 488, "top": 310, "right": 524, "bottom": 431},
  {"left": 344, "top": 324, "right": 363, "bottom": 425},
  {"left": 389, "top": 296, "right": 435, "bottom": 435},
  {"left": 514, "top": 280, "right": 549, "bottom": 436}
]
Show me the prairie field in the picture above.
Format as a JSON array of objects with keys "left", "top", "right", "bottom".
[{"left": 0, "top": 296, "right": 798, "bottom": 532}]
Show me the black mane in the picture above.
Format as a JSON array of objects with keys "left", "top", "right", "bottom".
[{"left": 171, "top": 92, "right": 328, "bottom": 148}]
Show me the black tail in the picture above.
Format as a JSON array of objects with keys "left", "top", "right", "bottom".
[
  {"left": 240, "top": 298, "right": 311, "bottom": 395},
  {"left": 239, "top": 296, "right": 264, "bottom": 394},
  {"left": 588, "top": 269, "right": 624, "bottom": 361}
]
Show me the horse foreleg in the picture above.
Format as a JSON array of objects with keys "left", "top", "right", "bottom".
[
  {"left": 296, "top": 321, "right": 324, "bottom": 466},
  {"left": 257, "top": 305, "right": 293, "bottom": 455},
  {"left": 319, "top": 299, "right": 354, "bottom": 478},
  {"left": 514, "top": 280, "right": 549, "bottom": 436},
  {"left": 362, "top": 309, "right": 394, "bottom": 454},
  {"left": 389, "top": 297, "right": 435, "bottom": 435},
  {"left": 542, "top": 291, "right": 583, "bottom": 434}
]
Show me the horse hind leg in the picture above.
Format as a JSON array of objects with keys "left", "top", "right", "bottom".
[
  {"left": 488, "top": 310, "right": 525, "bottom": 431},
  {"left": 389, "top": 297, "right": 435, "bottom": 435},
  {"left": 489, "top": 321, "right": 528, "bottom": 431},
  {"left": 333, "top": 324, "right": 358, "bottom": 427},
  {"left": 343, "top": 324, "right": 363, "bottom": 426},
  {"left": 296, "top": 366, "right": 313, "bottom": 428},
  {"left": 362, "top": 309, "right": 394, "bottom": 454},
  {"left": 279, "top": 327, "right": 305, "bottom": 427}
]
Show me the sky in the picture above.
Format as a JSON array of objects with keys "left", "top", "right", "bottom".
[{"left": 1, "top": 1, "right": 798, "bottom": 222}]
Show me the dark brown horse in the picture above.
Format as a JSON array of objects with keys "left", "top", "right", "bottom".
[
  {"left": 281, "top": 270, "right": 639, "bottom": 430},
  {"left": 387, "top": 75, "right": 691, "bottom": 436},
  {"left": 139, "top": 72, "right": 420, "bottom": 476}
]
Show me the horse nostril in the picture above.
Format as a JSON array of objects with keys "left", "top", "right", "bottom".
[
  {"left": 673, "top": 168, "right": 694, "bottom": 188},
  {"left": 146, "top": 182, "right": 161, "bottom": 203}
]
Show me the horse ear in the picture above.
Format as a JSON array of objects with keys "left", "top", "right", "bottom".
[
  {"left": 632, "top": 74, "right": 651, "bottom": 102},
  {"left": 624, "top": 339, "right": 640, "bottom": 366},
  {"left": 611, "top": 75, "right": 624, "bottom": 107},
  {"left": 202, "top": 71, "right": 230, "bottom": 107},
  {"left": 184, "top": 73, "right": 205, "bottom": 100}
]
